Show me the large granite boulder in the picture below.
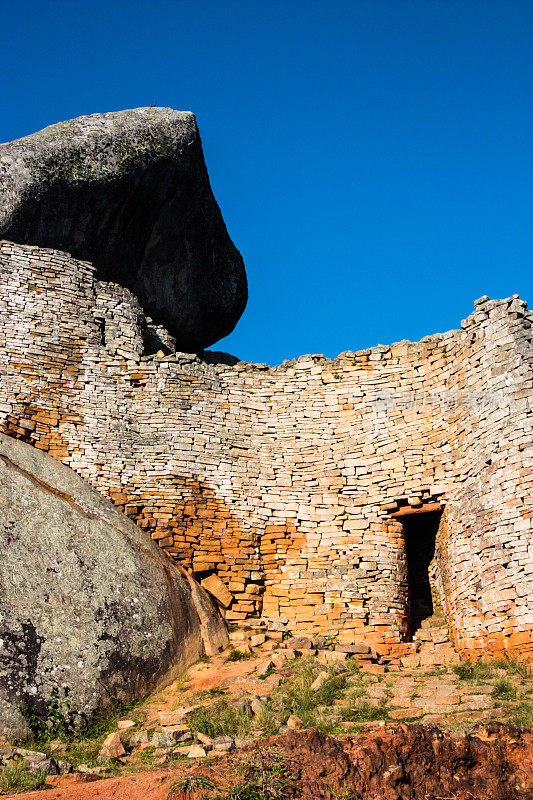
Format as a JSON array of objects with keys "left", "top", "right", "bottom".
[
  {"left": 0, "top": 434, "right": 228, "bottom": 739},
  {"left": 0, "top": 108, "right": 247, "bottom": 351}
]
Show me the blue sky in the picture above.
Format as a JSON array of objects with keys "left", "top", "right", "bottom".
[{"left": 1, "top": 0, "right": 531, "bottom": 364}]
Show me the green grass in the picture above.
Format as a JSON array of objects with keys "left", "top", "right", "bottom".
[
  {"left": 14, "top": 698, "right": 147, "bottom": 771},
  {"left": 506, "top": 700, "right": 533, "bottom": 728},
  {"left": 422, "top": 666, "right": 448, "bottom": 677},
  {"left": 135, "top": 746, "right": 155, "bottom": 764},
  {"left": 168, "top": 750, "right": 295, "bottom": 800},
  {"left": 226, "top": 747, "right": 296, "bottom": 800},
  {"left": 315, "top": 673, "right": 347, "bottom": 706},
  {"left": 226, "top": 648, "right": 250, "bottom": 662},
  {"left": 80, "top": 700, "right": 145, "bottom": 739},
  {"left": 258, "top": 666, "right": 276, "bottom": 680},
  {"left": 453, "top": 659, "right": 496, "bottom": 682},
  {"left": 340, "top": 699, "right": 389, "bottom": 723},
  {"left": 173, "top": 672, "right": 191, "bottom": 691},
  {"left": 492, "top": 678, "right": 517, "bottom": 702},
  {"left": 348, "top": 684, "right": 367, "bottom": 700},
  {"left": 276, "top": 660, "right": 322, "bottom": 729},
  {"left": 453, "top": 656, "right": 531, "bottom": 684},
  {"left": 491, "top": 657, "right": 530, "bottom": 679},
  {"left": 256, "top": 705, "right": 279, "bottom": 737},
  {"left": 251, "top": 659, "right": 350, "bottom": 735},
  {"left": 188, "top": 688, "right": 225, "bottom": 705},
  {"left": 168, "top": 775, "right": 217, "bottom": 797},
  {"left": 342, "top": 659, "right": 362, "bottom": 677},
  {"left": 187, "top": 700, "right": 252, "bottom": 739},
  {"left": 19, "top": 689, "right": 75, "bottom": 739},
  {"left": 0, "top": 762, "right": 48, "bottom": 795}
]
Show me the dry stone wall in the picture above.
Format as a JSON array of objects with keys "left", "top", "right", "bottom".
[{"left": 1, "top": 239, "right": 531, "bottom": 662}]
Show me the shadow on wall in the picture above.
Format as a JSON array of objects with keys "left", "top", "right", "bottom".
[
  {"left": 4, "top": 166, "right": 247, "bottom": 350},
  {"left": 111, "top": 474, "right": 264, "bottom": 617}
]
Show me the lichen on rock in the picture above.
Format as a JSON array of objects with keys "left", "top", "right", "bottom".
[{"left": 0, "top": 433, "right": 228, "bottom": 739}]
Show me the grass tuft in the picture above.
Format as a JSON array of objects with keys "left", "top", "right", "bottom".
[
  {"left": 167, "top": 748, "right": 296, "bottom": 800},
  {"left": 492, "top": 678, "right": 517, "bottom": 702},
  {"left": 228, "top": 747, "right": 296, "bottom": 800},
  {"left": 341, "top": 699, "right": 389, "bottom": 723},
  {"left": 506, "top": 700, "right": 533, "bottom": 728},
  {"left": 0, "top": 762, "right": 48, "bottom": 794},
  {"left": 453, "top": 659, "right": 495, "bottom": 682},
  {"left": 316, "top": 673, "right": 347, "bottom": 706},
  {"left": 491, "top": 657, "right": 530, "bottom": 679},
  {"left": 187, "top": 700, "right": 251, "bottom": 739},
  {"left": 226, "top": 648, "right": 250, "bottom": 663}
]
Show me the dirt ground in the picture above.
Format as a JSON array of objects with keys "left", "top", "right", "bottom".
[
  {"left": 2, "top": 629, "right": 532, "bottom": 799},
  {"left": 6, "top": 723, "right": 532, "bottom": 800}
]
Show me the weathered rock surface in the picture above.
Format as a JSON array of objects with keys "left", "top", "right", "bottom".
[
  {"left": 0, "top": 107, "right": 247, "bottom": 350},
  {"left": 0, "top": 434, "right": 228, "bottom": 739}
]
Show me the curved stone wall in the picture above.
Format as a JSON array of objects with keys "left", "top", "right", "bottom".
[{"left": 0, "top": 239, "right": 531, "bottom": 661}]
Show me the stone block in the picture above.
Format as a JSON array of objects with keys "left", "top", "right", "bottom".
[{"left": 99, "top": 733, "right": 125, "bottom": 759}]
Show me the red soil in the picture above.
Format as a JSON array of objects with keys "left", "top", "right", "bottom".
[{"left": 7, "top": 722, "right": 532, "bottom": 800}]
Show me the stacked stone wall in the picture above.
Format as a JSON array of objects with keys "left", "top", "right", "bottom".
[{"left": 0, "top": 240, "right": 531, "bottom": 661}]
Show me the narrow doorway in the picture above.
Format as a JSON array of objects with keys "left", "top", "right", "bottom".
[{"left": 401, "top": 509, "right": 443, "bottom": 636}]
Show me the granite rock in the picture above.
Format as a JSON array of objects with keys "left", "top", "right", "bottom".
[{"left": 0, "top": 433, "right": 228, "bottom": 739}]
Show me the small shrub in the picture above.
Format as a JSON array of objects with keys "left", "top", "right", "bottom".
[
  {"left": 0, "top": 762, "right": 47, "bottom": 794},
  {"left": 226, "top": 648, "right": 249, "bottom": 662},
  {"left": 19, "top": 689, "right": 74, "bottom": 739},
  {"left": 492, "top": 678, "right": 517, "bottom": 702}
]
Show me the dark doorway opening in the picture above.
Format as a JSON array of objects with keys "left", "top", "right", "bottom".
[{"left": 402, "top": 510, "right": 442, "bottom": 636}]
